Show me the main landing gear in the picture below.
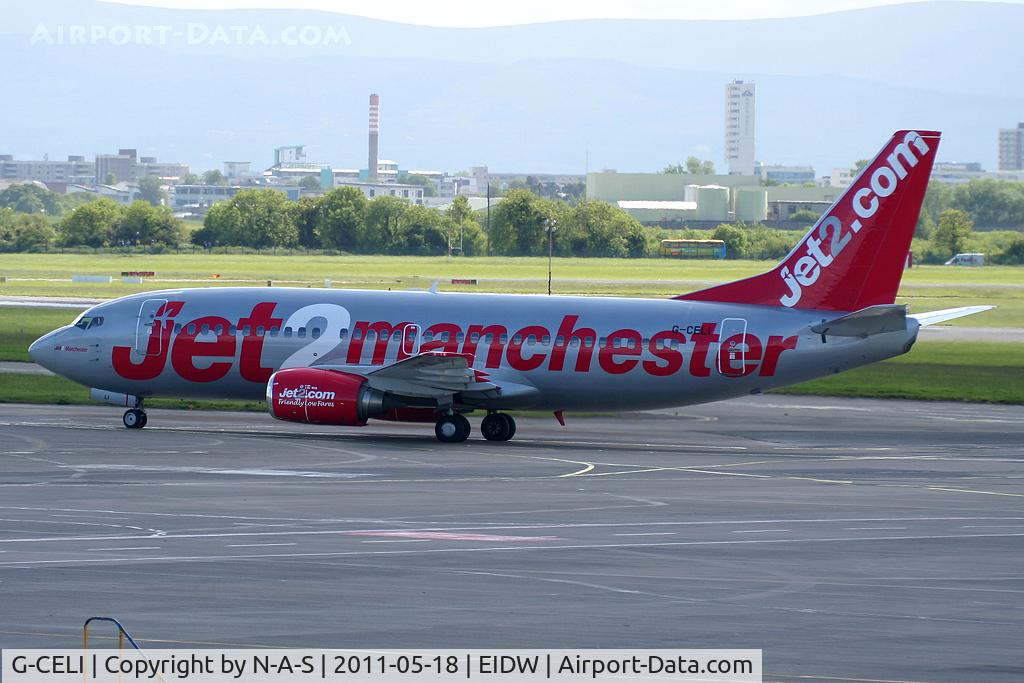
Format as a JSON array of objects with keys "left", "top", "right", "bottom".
[
  {"left": 433, "top": 412, "right": 517, "bottom": 443},
  {"left": 480, "top": 412, "right": 516, "bottom": 442},
  {"left": 123, "top": 405, "right": 147, "bottom": 429},
  {"left": 435, "top": 413, "right": 471, "bottom": 443}
]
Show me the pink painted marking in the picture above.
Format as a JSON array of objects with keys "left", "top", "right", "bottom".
[{"left": 345, "top": 531, "right": 560, "bottom": 542}]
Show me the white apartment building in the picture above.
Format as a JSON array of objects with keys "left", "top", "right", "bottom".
[{"left": 725, "top": 80, "right": 756, "bottom": 176}]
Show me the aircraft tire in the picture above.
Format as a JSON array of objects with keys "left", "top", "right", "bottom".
[
  {"left": 435, "top": 414, "right": 470, "bottom": 443},
  {"left": 482, "top": 412, "right": 515, "bottom": 441},
  {"left": 123, "top": 409, "right": 146, "bottom": 429}
]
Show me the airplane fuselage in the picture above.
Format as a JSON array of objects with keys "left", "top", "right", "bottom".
[{"left": 30, "top": 287, "right": 919, "bottom": 412}]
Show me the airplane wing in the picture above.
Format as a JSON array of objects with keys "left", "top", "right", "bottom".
[
  {"left": 366, "top": 352, "right": 498, "bottom": 397},
  {"left": 313, "top": 352, "right": 540, "bottom": 406},
  {"left": 909, "top": 305, "right": 996, "bottom": 326}
]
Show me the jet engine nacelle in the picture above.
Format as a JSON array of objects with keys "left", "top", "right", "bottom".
[
  {"left": 266, "top": 368, "right": 388, "bottom": 426},
  {"left": 90, "top": 388, "right": 139, "bottom": 408}
]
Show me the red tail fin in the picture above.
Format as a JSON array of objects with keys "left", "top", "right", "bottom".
[{"left": 677, "top": 130, "right": 940, "bottom": 311}]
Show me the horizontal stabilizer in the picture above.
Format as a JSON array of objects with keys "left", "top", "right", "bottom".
[
  {"left": 909, "top": 305, "right": 996, "bottom": 327},
  {"left": 811, "top": 304, "right": 907, "bottom": 338}
]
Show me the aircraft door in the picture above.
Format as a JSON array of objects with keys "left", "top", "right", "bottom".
[
  {"left": 135, "top": 298, "right": 168, "bottom": 356},
  {"left": 717, "top": 317, "right": 748, "bottom": 376},
  {"left": 400, "top": 323, "right": 421, "bottom": 357}
]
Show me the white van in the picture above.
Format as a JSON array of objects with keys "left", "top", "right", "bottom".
[{"left": 944, "top": 253, "right": 985, "bottom": 266}]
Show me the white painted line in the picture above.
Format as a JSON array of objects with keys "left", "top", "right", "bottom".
[
  {"left": 731, "top": 529, "right": 790, "bottom": 534},
  {"left": 9, "top": 531, "right": 1024, "bottom": 568},
  {"left": 86, "top": 547, "right": 160, "bottom": 552},
  {"left": 361, "top": 539, "right": 432, "bottom": 544},
  {"left": 844, "top": 527, "right": 908, "bottom": 531},
  {"left": 226, "top": 543, "right": 297, "bottom": 548},
  {"left": 613, "top": 532, "right": 676, "bottom": 537}
]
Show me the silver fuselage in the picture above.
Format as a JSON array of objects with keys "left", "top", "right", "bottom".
[{"left": 29, "top": 287, "right": 919, "bottom": 412}]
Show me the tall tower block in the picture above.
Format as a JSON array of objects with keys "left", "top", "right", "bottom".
[
  {"left": 725, "top": 80, "right": 755, "bottom": 176},
  {"left": 368, "top": 93, "right": 380, "bottom": 182}
]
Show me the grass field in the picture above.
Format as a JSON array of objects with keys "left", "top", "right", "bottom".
[{"left": 2, "top": 254, "right": 1023, "bottom": 326}]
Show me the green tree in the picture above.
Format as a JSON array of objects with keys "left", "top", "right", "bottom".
[
  {"left": 394, "top": 204, "right": 448, "bottom": 255},
  {"left": 445, "top": 195, "right": 473, "bottom": 254},
  {"left": 662, "top": 163, "right": 687, "bottom": 174},
  {"left": 202, "top": 169, "right": 227, "bottom": 186},
  {"left": 711, "top": 223, "right": 750, "bottom": 259},
  {"left": 182, "top": 172, "right": 200, "bottom": 185},
  {"left": 687, "top": 156, "right": 715, "bottom": 174},
  {"left": 103, "top": 172, "right": 117, "bottom": 185},
  {"left": 489, "top": 189, "right": 551, "bottom": 255},
  {"left": 298, "top": 175, "right": 321, "bottom": 191},
  {"left": 951, "top": 179, "right": 1024, "bottom": 226},
  {"left": 58, "top": 198, "right": 124, "bottom": 247},
  {"left": 0, "top": 183, "right": 63, "bottom": 215},
  {"left": 230, "top": 189, "right": 297, "bottom": 248},
  {"left": 114, "top": 200, "right": 183, "bottom": 246},
  {"left": 316, "top": 187, "right": 368, "bottom": 251},
  {"left": 137, "top": 175, "right": 166, "bottom": 206},
  {"left": 789, "top": 208, "right": 821, "bottom": 225},
  {"left": 292, "top": 196, "right": 321, "bottom": 248},
  {"left": 0, "top": 209, "right": 55, "bottom": 252},
  {"left": 364, "top": 196, "right": 409, "bottom": 252},
  {"left": 558, "top": 200, "right": 645, "bottom": 257},
  {"left": 933, "top": 208, "right": 973, "bottom": 258}
]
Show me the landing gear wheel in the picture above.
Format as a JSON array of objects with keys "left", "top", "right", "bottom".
[
  {"left": 435, "top": 414, "right": 471, "bottom": 443},
  {"left": 123, "top": 408, "right": 147, "bottom": 429},
  {"left": 481, "top": 412, "right": 516, "bottom": 441}
]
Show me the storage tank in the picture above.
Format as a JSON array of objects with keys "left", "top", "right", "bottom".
[
  {"left": 695, "top": 185, "right": 729, "bottom": 221},
  {"left": 684, "top": 184, "right": 700, "bottom": 203},
  {"left": 734, "top": 188, "right": 768, "bottom": 222}
]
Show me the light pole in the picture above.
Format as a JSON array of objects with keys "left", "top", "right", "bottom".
[{"left": 547, "top": 217, "right": 557, "bottom": 296}]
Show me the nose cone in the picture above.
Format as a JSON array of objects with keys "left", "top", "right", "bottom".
[{"left": 28, "top": 331, "right": 59, "bottom": 370}]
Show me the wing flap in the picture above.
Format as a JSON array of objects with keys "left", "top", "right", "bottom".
[{"left": 810, "top": 304, "right": 907, "bottom": 338}]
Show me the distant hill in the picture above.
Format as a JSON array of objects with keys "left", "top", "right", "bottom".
[{"left": 0, "top": 1, "right": 1020, "bottom": 174}]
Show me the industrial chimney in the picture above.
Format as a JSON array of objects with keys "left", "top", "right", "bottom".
[{"left": 368, "top": 93, "right": 380, "bottom": 182}]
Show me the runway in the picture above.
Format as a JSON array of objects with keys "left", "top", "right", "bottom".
[{"left": 1, "top": 398, "right": 1022, "bottom": 682}]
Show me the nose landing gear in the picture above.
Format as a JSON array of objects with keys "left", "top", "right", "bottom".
[{"left": 123, "top": 405, "right": 148, "bottom": 429}]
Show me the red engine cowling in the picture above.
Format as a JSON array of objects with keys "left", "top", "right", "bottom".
[{"left": 266, "top": 368, "right": 387, "bottom": 426}]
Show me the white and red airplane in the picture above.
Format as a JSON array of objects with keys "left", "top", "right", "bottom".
[{"left": 29, "top": 130, "right": 992, "bottom": 442}]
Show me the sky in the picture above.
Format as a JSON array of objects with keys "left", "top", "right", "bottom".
[{"left": 102, "top": 0, "right": 1023, "bottom": 27}]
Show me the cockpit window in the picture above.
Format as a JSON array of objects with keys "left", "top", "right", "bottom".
[{"left": 74, "top": 316, "right": 104, "bottom": 330}]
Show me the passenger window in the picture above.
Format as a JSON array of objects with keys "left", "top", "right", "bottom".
[
  {"left": 269, "top": 327, "right": 279, "bottom": 337},
  {"left": 187, "top": 323, "right": 196, "bottom": 335},
  {"left": 298, "top": 327, "right": 306, "bottom": 339},
  {"left": 242, "top": 326, "right": 251, "bottom": 337},
  {"left": 456, "top": 333, "right": 465, "bottom": 343},
  {"left": 542, "top": 335, "right": 551, "bottom": 345},
  {"left": 470, "top": 332, "right": 480, "bottom": 343},
  {"left": 311, "top": 328, "right": 321, "bottom": 339},
  {"left": 284, "top": 327, "right": 292, "bottom": 338},
  {"left": 353, "top": 328, "right": 362, "bottom": 340},
  {"left": 380, "top": 330, "right": 389, "bottom": 341},
  {"left": 215, "top": 324, "right": 224, "bottom": 336},
  {"left": 599, "top": 337, "right": 607, "bottom": 348},
  {"left": 174, "top": 323, "right": 183, "bottom": 334},
  {"left": 339, "top": 329, "right": 348, "bottom": 340},
  {"left": 500, "top": 334, "right": 509, "bottom": 344},
  {"left": 423, "top": 332, "right": 433, "bottom": 342},
  {"left": 201, "top": 324, "right": 210, "bottom": 335},
  {"left": 512, "top": 335, "right": 522, "bottom": 345},
  {"left": 229, "top": 325, "right": 236, "bottom": 335},
  {"left": 555, "top": 336, "right": 564, "bottom": 347}
]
